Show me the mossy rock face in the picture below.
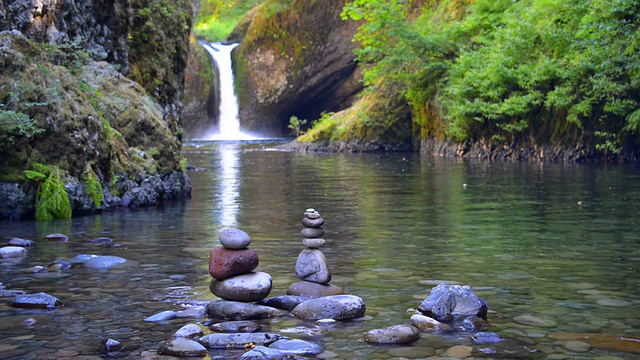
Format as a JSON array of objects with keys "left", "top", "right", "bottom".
[
  {"left": 291, "top": 79, "right": 413, "bottom": 152},
  {"left": 182, "top": 37, "right": 220, "bottom": 139},
  {"left": 234, "top": 0, "right": 363, "bottom": 137},
  {"left": 0, "top": 30, "right": 191, "bottom": 220}
]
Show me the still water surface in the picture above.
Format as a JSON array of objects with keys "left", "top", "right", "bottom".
[{"left": 0, "top": 140, "right": 639, "bottom": 359}]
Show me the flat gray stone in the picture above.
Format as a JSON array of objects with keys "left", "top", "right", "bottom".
[
  {"left": 269, "top": 339, "right": 323, "bottom": 355},
  {"left": 8, "top": 238, "right": 36, "bottom": 247},
  {"left": 301, "top": 227, "right": 324, "bottom": 238},
  {"left": 12, "top": 292, "right": 61, "bottom": 309},
  {"left": 301, "top": 238, "right": 326, "bottom": 248},
  {"left": 144, "top": 310, "right": 177, "bottom": 322},
  {"left": 206, "top": 300, "right": 287, "bottom": 320},
  {"left": 158, "top": 338, "right": 207, "bottom": 357},
  {"left": 173, "top": 323, "right": 203, "bottom": 339},
  {"left": 83, "top": 255, "right": 128, "bottom": 270},
  {"left": 209, "top": 320, "right": 261, "bottom": 333}
]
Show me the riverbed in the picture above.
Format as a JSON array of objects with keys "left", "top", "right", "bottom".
[{"left": 0, "top": 140, "right": 638, "bottom": 359}]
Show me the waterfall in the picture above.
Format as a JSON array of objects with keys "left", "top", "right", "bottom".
[{"left": 200, "top": 42, "right": 256, "bottom": 140}]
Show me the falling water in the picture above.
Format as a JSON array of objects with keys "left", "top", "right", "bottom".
[{"left": 200, "top": 42, "right": 256, "bottom": 140}]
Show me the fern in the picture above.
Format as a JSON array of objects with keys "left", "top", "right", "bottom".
[
  {"left": 24, "top": 163, "right": 72, "bottom": 221},
  {"left": 84, "top": 166, "right": 104, "bottom": 208}
]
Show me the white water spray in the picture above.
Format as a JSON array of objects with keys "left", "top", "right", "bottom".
[{"left": 200, "top": 42, "right": 256, "bottom": 140}]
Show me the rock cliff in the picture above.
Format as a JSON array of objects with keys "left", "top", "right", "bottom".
[
  {"left": 232, "top": 0, "right": 363, "bottom": 137},
  {"left": 0, "top": 0, "right": 197, "bottom": 219}
]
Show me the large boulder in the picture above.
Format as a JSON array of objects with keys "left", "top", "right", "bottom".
[
  {"left": 233, "top": 0, "right": 363, "bottom": 136},
  {"left": 418, "top": 284, "right": 488, "bottom": 322}
]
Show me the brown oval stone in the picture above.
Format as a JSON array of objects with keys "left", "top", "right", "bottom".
[{"left": 209, "top": 246, "right": 259, "bottom": 281}]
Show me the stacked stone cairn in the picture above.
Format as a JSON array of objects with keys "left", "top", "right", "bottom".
[
  {"left": 209, "top": 228, "right": 272, "bottom": 302},
  {"left": 287, "top": 208, "right": 343, "bottom": 297}
]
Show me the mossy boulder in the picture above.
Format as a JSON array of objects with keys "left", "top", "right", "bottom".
[
  {"left": 233, "top": 0, "right": 363, "bottom": 137},
  {"left": 288, "top": 79, "right": 413, "bottom": 152},
  {"left": 0, "top": 30, "right": 190, "bottom": 220}
]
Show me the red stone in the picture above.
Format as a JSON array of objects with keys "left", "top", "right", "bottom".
[{"left": 209, "top": 246, "right": 259, "bottom": 281}]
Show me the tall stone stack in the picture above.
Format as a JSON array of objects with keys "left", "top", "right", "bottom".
[
  {"left": 209, "top": 228, "right": 272, "bottom": 302},
  {"left": 287, "top": 208, "right": 344, "bottom": 297}
]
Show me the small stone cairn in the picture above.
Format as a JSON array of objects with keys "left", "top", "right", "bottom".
[
  {"left": 287, "top": 208, "right": 343, "bottom": 297},
  {"left": 208, "top": 228, "right": 272, "bottom": 302}
]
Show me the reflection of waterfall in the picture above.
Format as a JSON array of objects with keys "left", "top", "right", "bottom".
[
  {"left": 217, "top": 143, "right": 240, "bottom": 227},
  {"left": 200, "top": 42, "right": 256, "bottom": 140}
]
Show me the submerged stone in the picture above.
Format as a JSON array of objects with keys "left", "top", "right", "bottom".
[
  {"left": 44, "top": 233, "right": 69, "bottom": 241},
  {"left": 410, "top": 314, "right": 453, "bottom": 332},
  {"left": 240, "top": 345, "right": 300, "bottom": 360},
  {"left": 83, "top": 255, "right": 128, "bottom": 270},
  {"left": 256, "top": 296, "right": 312, "bottom": 311},
  {"left": 269, "top": 339, "right": 324, "bottom": 355},
  {"left": 291, "top": 295, "right": 366, "bottom": 321},
  {"left": 209, "top": 320, "right": 261, "bottom": 333},
  {"left": 198, "top": 332, "right": 284, "bottom": 349},
  {"left": 363, "top": 325, "right": 420, "bottom": 344}
]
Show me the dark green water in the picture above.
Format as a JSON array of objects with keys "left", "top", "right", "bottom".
[{"left": 0, "top": 140, "right": 638, "bottom": 359}]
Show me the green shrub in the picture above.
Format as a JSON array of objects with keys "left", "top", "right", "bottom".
[{"left": 24, "top": 163, "right": 71, "bottom": 221}]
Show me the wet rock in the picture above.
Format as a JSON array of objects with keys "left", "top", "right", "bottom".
[
  {"left": 209, "top": 246, "right": 259, "bottom": 280},
  {"left": 446, "top": 345, "right": 472, "bottom": 358},
  {"left": 175, "top": 306, "right": 206, "bottom": 318},
  {"left": 287, "top": 281, "right": 343, "bottom": 298},
  {"left": 513, "top": 314, "right": 557, "bottom": 327},
  {"left": 173, "top": 323, "right": 204, "bottom": 339},
  {"left": 12, "top": 292, "right": 61, "bottom": 309},
  {"left": 99, "top": 339, "right": 128, "bottom": 357},
  {"left": 301, "top": 238, "right": 326, "bottom": 248},
  {"left": 410, "top": 314, "right": 453, "bottom": 332},
  {"left": 0, "top": 289, "right": 26, "bottom": 297},
  {"left": 291, "top": 295, "right": 366, "bottom": 321},
  {"left": 209, "top": 271, "right": 272, "bottom": 302},
  {"left": 219, "top": 228, "right": 251, "bottom": 250},
  {"left": 418, "top": 283, "right": 488, "bottom": 322},
  {"left": 0, "top": 246, "right": 27, "bottom": 258},
  {"left": 256, "top": 296, "right": 312, "bottom": 311},
  {"left": 85, "top": 237, "right": 114, "bottom": 244},
  {"left": 300, "top": 227, "right": 324, "bottom": 238},
  {"left": 295, "top": 249, "right": 331, "bottom": 284},
  {"left": 83, "top": 255, "right": 128, "bottom": 270},
  {"left": 561, "top": 340, "right": 591, "bottom": 352},
  {"left": 198, "top": 332, "right": 285, "bottom": 349},
  {"left": 209, "top": 320, "right": 261, "bottom": 333},
  {"left": 206, "top": 300, "right": 287, "bottom": 320},
  {"left": 144, "top": 310, "right": 177, "bottom": 322},
  {"left": 269, "top": 339, "right": 324, "bottom": 355},
  {"left": 473, "top": 332, "right": 502, "bottom": 344},
  {"left": 458, "top": 315, "right": 490, "bottom": 331},
  {"left": 363, "top": 325, "right": 420, "bottom": 344},
  {"left": 158, "top": 338, "right": 207, "bottom": 357},
  {"left": 240, "top": 345, "right": 301, "bottom": 360},
  {"left": 68, "top": 254, "right": 98, "bottom": 265},
  {"left": 304, "top": 209, "right": 321, "bottom": 219},
  {"left": 44, "top": 233, "right": 69, "bottom": 241},
  {"left": 48, "top": 260, "right": 71, "bottom": 271},
  {"left": 301, "top": 216, "right": 324, "bottom": 228},
  {"left": 8, "top": 238, "right": 36, "bottom": 247}
]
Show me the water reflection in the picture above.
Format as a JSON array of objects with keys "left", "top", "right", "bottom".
[{"left": 215, "top": 142, "right": 241, "bottom": 227}]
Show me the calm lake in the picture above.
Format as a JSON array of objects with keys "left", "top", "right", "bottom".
[{"left": 1, "top": 140, "right": 639, "bottom": 359}]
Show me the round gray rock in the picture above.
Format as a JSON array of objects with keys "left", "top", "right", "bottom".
[
  {"left": 83, "top": 256, "right": 128, "bottom": 270},
  {"left": 209, "top": 320, "right": 261, "bottom": 333},
  {"left": 173, "top": 323, "right": 203, "bottom": 339},
  {"left": 302, "top": 216, "right": 324, "bottom": 228},
  {"left": 295, "top": 249, "right": 331, "bottom": 284},
  {"left": 219, "top": 228, "right": 251, "bottom": 249},
  {"left": 158, "top": 338, "right": 207, "bottom": 357},
  {"left": 8, "top": 238, "right": 36, "bottom": 247},
  {"left": 291, "top": 295, "right": 366, "bottom": 320},
  {"left": 364, "top": 325, "right": 421, "bottom": 344},
  {"left": 0, "top": 246, "right": 27, "bottom": 258},
  {"left": 210, "top": 272, "right": 272, "bottom": 302},
  {"left": 269, "top": 339, "right": 323, "bottom": 355}
]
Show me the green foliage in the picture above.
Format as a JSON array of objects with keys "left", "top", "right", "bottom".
[
  {"left": 195, "top": 0, "right": 266, "bottom": 41},
  {"left": 84, "top": 166, "right": 104, "bottom": 208},
  {"left": 342, "top": 0, "right": 640, "bottom": 156},
  {"left": 288, "top": 115, "right": 307, "bottom": 137},
  {"left": 0, "top": 110, "right": 44, "bottom": 144},
  {"left": 24, "top": 163, "right": 71, "bottom": 221}
]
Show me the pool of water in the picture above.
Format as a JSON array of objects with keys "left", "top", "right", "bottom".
[{"left": 0, "top": 140, "right": 639, "bottom": 359}]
